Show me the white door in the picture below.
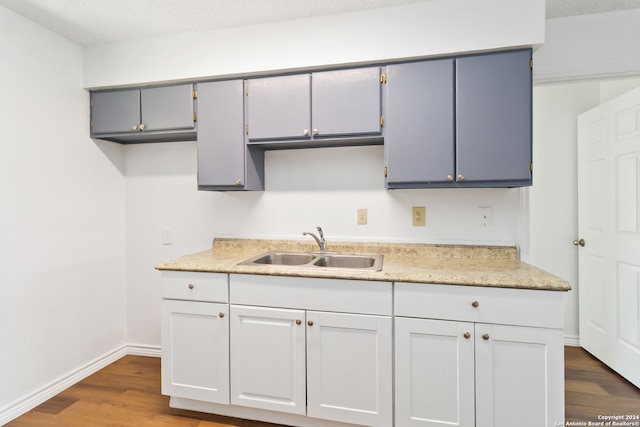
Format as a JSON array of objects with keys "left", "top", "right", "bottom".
[
  {"left": 394, "top": 317, "right": 475, "bottom": 427},
  {"left": 474, "top": 324, "right": 564, "bottom": 427},
  {"left": 306, "top": 311, "right": 392, "bottom": 427},
  {"left": 229, "top": 305, "right": 306, "bottom": 414},
  {"left": 577, "top": 86, "right": 640, "bottom": 388},
  {"left": 161, "top": 300, "right": 229, "bottom": 404}
]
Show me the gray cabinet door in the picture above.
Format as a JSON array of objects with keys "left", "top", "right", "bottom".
[
  {"left": 141, "top": 84, "right": 195, "bottom": 132},
  {"left": 247, "top": 74, "right": 311, "bottom": 141},
  {"left": 91, "top": 89, "right": 140, "bottom": 134},
  {"left": 311, "top": 67, "right": 381, "bottom": 137},
  {"left": 197, "top": 80, "right": 246, "bottom": 188},
  {"left": 456, "top": 49, "right": 532, "bottom": 184},
  {"left": 385, "top": 59, "right": 455, "bottom": 186}
]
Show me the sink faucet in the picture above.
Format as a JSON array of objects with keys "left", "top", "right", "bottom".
[{"left": 303, "top": 226, "right": 326, "bottom": 252}]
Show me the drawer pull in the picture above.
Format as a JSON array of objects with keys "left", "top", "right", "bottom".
[
  {"left": 188, "top": 284, "right": 194, "bottom": 290},
  {"left": 295, "top": 319, "right": 302, "bottom": 325},
  {"left": 471, "top": 301, "right": 479, "bottom": 308},
  {"left": 307, "top": 320, "right": 314, "bottom": 326},
  {"left": 482, "top": 333, "right": 490, "bottom": 340},
  {"left": 463, "top": 332, "right": 471, "bottom": 339},
  {"left": 218, "top": 312, "right": 225, "bottom": 318}
]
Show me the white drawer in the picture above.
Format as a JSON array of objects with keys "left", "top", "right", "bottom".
[
  {"left": 230, "top": 274, "right": 392, "bottom": 316},
  {"left": 161, "top": 271, "right": 228, "bottom": 303},
  {"left": 394, "top": 282, "right": 564, "bottom": 329}
]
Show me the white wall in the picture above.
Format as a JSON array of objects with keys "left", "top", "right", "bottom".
[
  {"left": 0, "top": 6, "right": 127, "bottom": 422},
  {"left": 530, "top": 11, "right": 640, "bottom": 344},
  {"left": 84, "top": 0, "right": 544, "bottom": 88}
]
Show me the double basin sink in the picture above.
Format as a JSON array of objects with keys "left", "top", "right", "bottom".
[{"left": 240, "top": 251, "right": 383, "bottom": 271}]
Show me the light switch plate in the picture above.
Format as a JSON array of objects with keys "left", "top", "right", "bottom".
[{"left": 357, "top": 208, "right": 368, "bottom": 225}]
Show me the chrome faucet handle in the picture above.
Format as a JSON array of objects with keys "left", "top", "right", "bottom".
[{"left": 316, "top": 226, "right": 324, "bottom": 239}]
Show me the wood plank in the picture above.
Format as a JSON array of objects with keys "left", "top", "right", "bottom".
[{"left": 6, "top": 348, "right": 640, "bottom": 426}]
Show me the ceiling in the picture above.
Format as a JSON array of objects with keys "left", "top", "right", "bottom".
[{"left": 1, "top": 0, "right": 640, "bottom": 46}]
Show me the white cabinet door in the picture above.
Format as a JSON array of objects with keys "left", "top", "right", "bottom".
[
  {"left": 395, "top": 317, "right": 475, "bottom": 427},
  {"left": 230, "top": 305, "right": 306, "bottom": 415},
  {"left": 475, "top": 324, "right": 564, "bottom": 427},
  {"left": 306, "top": 311, "right": 392, "bottom": 427},
  {"left": 161, "top": 299, "right": 229, "bottom": 404}
]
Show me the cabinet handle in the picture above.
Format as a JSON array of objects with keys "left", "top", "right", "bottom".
[
  {"left": 482, "top": 333, "right": 490, "bottom": 340},
  {"left": 132, "top": 125, "right": 138, "bottom": 131},
  {"left": 218, "top": 312, "right": 225, "bottom": 318},
  {"left": 303, "top": 129, "right": 309, "bottom": 136},
  {"left": 295, "top": 319, "right": 302, "bottom": 325},
  {"left": 235, "top": 179, "right": 242, "bottom": 186},
  {"left": 312, "top": 129, "right": 318, "bottom": 136},
  {"left": 447, "top": 175, "right": 454, "bottom": 182},
  {"left": 471, "top": 301, "right": 479, "bottom": 308},
  {"left": 307, "top": 320, "right": 314, "bottom": 326},
  {"left": 188, "top": 284, "right": 194, "bottom": 290},
  {"left": 463, "top": 332, "right": 471, "bottom": 339},
  {"left": 139, "top": 124, "right": 145, "bottom": 131},
  {"left": 457, "top": 174, "right": 465, "bottom": 181}
]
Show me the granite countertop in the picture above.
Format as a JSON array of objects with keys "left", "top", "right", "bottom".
[{"left": 155, "top": 238, "right": 571, "bottom": 291}]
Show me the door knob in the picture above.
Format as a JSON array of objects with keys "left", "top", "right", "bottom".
[{"left": 573, "top": 239, "right": 585, "bottom": 247}]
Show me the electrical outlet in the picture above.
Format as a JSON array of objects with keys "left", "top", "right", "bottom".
[
  {"left": 479, "top": 207, "right": 492, "bottom": 227},
  {"left": 357, "top": 208, "right": 368, "bottom": 225},
  {"left": 412, "top": 207, "right": 426, "bottom": 227}
]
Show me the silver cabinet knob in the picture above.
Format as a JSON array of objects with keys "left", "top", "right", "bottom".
[
  {"left": 447, "top": 175, "right": 454, "bottom": 182},
  {"left": 219, "top": 312, "right": 225, "bottom": 318},
  {"left": 464, "top": 332, "right": 471, "bottom": 339},
  {"left": 457, "top": 174, "right": 465, "bottom": 181},
  {"left": 188, "top": 284, "right": 194, "bottom": 290},
  {"left": 139, "top": 124, "right": 145, "bottom": 130},
  {"left": 307, "top": 320, "right": 314, "bottom": 326},
  {"left": 235, "top": 179, "right": 242, "bottom": 186},
  {"left": 471, "top": 301, "right": 479, "bottom": 308},
  {"left": 482, "top": 333, "right": 490, "bottom": 340},
  {"left": 295, "top": 319, "right": 302, "bottom": 325},
  {"left": 312, "top": 129, "right": 318, "bottom": 136},
  {"left": 303, "top": 129, "right": 309, "bottom": 136},
  {"left": 573, "top": 239, "right": 585, "bottom": 247},
  {"left": 132, "top": 125, "right": 138, "bottom": 131}
]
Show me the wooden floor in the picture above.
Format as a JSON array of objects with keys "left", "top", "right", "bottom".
[{"left": 6, "top": 346, "right": 640, "bottom": 426}]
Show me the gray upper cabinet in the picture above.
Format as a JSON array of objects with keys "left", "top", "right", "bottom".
[
  {"left": 311, "top": 67, "right": 382, "bottom": 137},
  {"left": 456, "top": 49, "right": 532, "bottom": 186},
  {"left": 197, "top": 80, "right": 264, "bottom": 191},
  {"left": 246, "top": 74, "right": 311, "bottom": 141},
  {"left": 385, "top": 59, "right": 455, "bottom": 187},
  {"left": 90, "top": 84, "right": 197, "bottom": 143},
  {"left": 246, "top": 67, "right": 383, "bottom": 146},
  {"left": 385, "top": 49, "right": 532, "bottom": 188}
]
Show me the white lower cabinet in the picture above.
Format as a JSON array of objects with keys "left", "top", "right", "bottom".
[
  {"left": 160, "top": 271, "right": 230, "bottom": 404},
  {"left": 161, "top": 299, "right": 230, "bottom": 404},
  {"left": 229, "top": 305, "right": 306, "bottom": 414},
  {"left": 230, "top": 304, "right": 393, "bottom": 426},
  {"left": 394, "top": 283, "right": 565, "bottom": 427}
]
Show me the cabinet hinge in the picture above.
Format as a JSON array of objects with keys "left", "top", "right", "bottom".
[
  {"left": 530, "top": 59, "right": 533, "bottom": 71},
  {"left": 380, "top": 115, "right": 385, "bottom": 127},
  {"left": 245, "top": 84, "right": 248, "bottom": 96},
  {"left": 246, "top": 124, "right": 249, "bottom": 135},
  {"left": 384, "top": 166, "right": 388, "bottom": 177},
  {"left": 530, "top": 162, "right": 533, "bottom": 173},
  {"left": 380, "top": 73, "right": 387, "bottom": 85},
  {"left": 192, "top": 90, "right": 198, "bottom": 100},
  {"left": 193, "top": 112, "right": 198, "bottom": 122}
]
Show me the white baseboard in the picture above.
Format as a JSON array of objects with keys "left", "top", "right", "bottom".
[
  {"left": 564, "top": 334, "right": 580, "bottom": 347},
  {"left": 0, "top": 343, "right": 160, "bottom": 426}
]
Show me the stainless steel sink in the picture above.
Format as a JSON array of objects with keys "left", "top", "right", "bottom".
[
  {"left": 239, "top": 251, "right": 383, "bottom": 271},
  {"left": 313, "top": 254, "right": 378, "bottom": 269},
  {"left": 250, "top": 252, "right": 316, "bottom": 265}
]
